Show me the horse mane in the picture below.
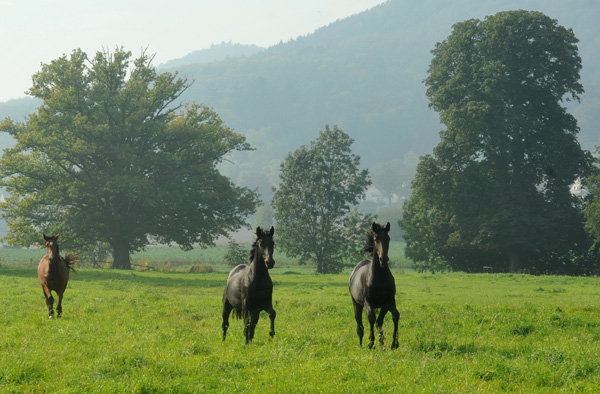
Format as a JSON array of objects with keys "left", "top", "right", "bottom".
[
  {"left": 362, "top": 223, "right": 387, "bottom": 255},
  {"left": 362, "top": 230, "right": 375, "bottom": 255},
  {"left": 248, "top": 237, "right": 259, "bottom": 262}
]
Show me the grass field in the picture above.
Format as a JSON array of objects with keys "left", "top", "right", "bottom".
[{"left": 1, "top": 261, "right": 599, "bottom": 393}]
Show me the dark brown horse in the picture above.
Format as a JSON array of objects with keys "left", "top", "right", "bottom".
[
  {"left": 222, "top": 226, "right": 276, "bottom": 344},
  {"left": 349, "top": 222, "right": 399, "bottom": 349},
  {"left": 37, "top": 233, "right": 77, "bottom": 318}
]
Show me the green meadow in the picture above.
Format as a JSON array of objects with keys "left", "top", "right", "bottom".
[{"left": 1, "top": 249, "right": 599, "bottom": 393}]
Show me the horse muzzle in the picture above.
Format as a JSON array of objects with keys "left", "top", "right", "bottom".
[{"left": 266, "top": 258, "right": 275, "bottom": 269}]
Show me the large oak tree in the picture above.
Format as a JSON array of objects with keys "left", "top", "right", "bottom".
[
  {"left": 401, "top": 11, "right": 594, "bottom": 273},
  {"left": 0, "top": 48, "right": 258, "bottom": 269}
]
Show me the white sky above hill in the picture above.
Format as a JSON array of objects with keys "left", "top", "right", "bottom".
[{"left": 0, "top": 0, "right": 385, "bottom": 102}]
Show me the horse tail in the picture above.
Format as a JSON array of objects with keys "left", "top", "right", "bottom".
[
  {"left": 233, "top": 309, "right": 242, "bottom": 320},
  {"left": 65, "top": 253, "right": 79, "bottom": 273}
]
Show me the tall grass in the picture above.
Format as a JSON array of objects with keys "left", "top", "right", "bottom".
[{"left": 1, "top": 266, "right": 599, "bottom": 393}]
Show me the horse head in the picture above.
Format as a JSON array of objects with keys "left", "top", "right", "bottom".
[
  {"left": 255, "top": 226, "right": 275, "bottom": 269},
  {"left": 371, "top": 222, "right": 390, "bottom": 266},
  {"left": 43, "top": 233, "right": 60, "bottom": 262}
]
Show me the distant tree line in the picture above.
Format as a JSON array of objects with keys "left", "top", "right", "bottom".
[{"left": 2, "top": 10, "right": 600, "bottom": 276}]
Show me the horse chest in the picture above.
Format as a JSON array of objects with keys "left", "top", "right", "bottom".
[
  {"left": 243, "top": 277, "right": 273, "bottom": 305},
  {"left": 366, "top": 278, "right": 395, "bottom": 306}
]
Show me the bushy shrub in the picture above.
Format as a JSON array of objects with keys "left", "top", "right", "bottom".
[{"left": 188, "top": 263, "right": 214, "bottom": 273}]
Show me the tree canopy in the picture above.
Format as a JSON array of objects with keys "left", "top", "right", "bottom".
[
  {"left": 401, "top": 10, "right": 594, "bottom": 274},
  {"left": 584, "top": 150, "right": 600, "bottom": 254},
  {"left": 272, "top": 125, "right": 372, "bottom": 273},
  {"left": 0, "top": 48, "right": 258, "bottom": 269}
]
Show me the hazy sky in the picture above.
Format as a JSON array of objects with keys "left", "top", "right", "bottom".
[{"left": 0, "top": 0, "right": 385, "bottom": 102}]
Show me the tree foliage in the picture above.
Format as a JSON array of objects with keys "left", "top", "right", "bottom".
[
  {"left": 253, "top": 204, "right": 274, "bottom": 230},
  {"left": 272, "top": 125, "right": 372, "bottom": 273},
  {"left": 0, "top": 48, "right": 258, "bottom": 269},
  {"left": 584, "top": 150, "right": 600, "bottom": 252},
  {"left": 223, "top": 240, "right": 249, "bottom": 267},
  {"left": 401, "top": 10, "right": 594, "bottom": 274}
]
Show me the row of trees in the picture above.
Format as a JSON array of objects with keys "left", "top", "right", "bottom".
[
  {"left": 1, "top": 10, "right": 599, "bottom": 274},
  {"left": 0, "top": 47, "right": 375, "bottom": 273}
]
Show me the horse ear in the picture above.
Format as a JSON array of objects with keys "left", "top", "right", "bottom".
[
  {"left": 43, "top": 233, "right": 48, "bottom": 240},
  {"left": 256, "top": 227, "right": 262, "bottom": 236},
  {"left": 269, "top": 226, "right": 274, "bottom": 236},
  {"left": 55, "top": 233, "right": 60, "bottom": 239},
  {"left": 385, "top": 222, "right": 391, "bottom": 232},
  {"left": 372, "top": 222, "right": 377, "bottom": 232}
]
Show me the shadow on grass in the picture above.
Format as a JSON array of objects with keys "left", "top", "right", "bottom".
[
  {"left": 0, "top": 266, "right": 226, "bottom": 289},
  {"left": 0, "top": 266, "right": 351, "bottom": 289}
]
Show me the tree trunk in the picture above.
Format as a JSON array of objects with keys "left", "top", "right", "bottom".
[
  {"left": 112, "top": 238, "right": 131, "bottom": 269},
  {"left": 316, "top": 258, "right": 324, "bottom": 274},
  {"left": 508, "top": 249, "right": 520, "bottom": 273}
]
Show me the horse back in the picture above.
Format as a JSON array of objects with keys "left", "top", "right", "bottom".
[
  {"left": 223, "top": 264, "right": 247, "bottom": 309},
  {"left": 349, "top": 260, "right": 371, "bottom": 304}
]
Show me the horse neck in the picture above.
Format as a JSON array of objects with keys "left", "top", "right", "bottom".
[
  {"left": 47, "top": 247, "right": 61, "bottom": 265},
  {"left": 249, "top": 249, "right": 268, "bottom": 275}
]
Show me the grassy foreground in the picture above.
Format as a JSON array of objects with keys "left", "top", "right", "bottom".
[{"left": 1, "top": 267, "right": 599, "bottom": 393}]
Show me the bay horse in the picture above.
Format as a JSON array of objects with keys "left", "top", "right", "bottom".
[
  {"left": 37, "top": 233, "right": 77, "bottom": 318},
  {"left": 222, "top": 226, "right": 276, "bottom": 344},
  {"left": 349, "top": 222, "right": 399, "bottom": 349}
]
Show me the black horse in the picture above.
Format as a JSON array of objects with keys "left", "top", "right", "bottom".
[
  {"left": 349, "top": 222, "right": 399, "bottom": 349},
  {"left": 222, "top": 226, "right": 276, "bottom": 344}
]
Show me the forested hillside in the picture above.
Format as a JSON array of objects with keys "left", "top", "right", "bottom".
[{"left": 0, "top": 0, "right": 598, "bottom": 202}]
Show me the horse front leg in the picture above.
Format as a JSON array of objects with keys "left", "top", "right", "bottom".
[
  {"left": 243, "top": 309, "right": 251, "bottom": 344},
  {"left": 390, "top": 305, "right": 400, "bottom": 350},
  {"left": 376, "top": 307, "right": 389, "bottom": 347},
  {"left": 365, "top": 304, "right": 376, "bottom": 349},
  {"left": 267, "top": 306, "right": 276, "bottom": 338},
  {"left": 42, "top": 285, "right": 54, "bottom": 319},
  {"left": 248, "top": 311, "right": 260, "bottom": 343},
  {"left": 352, "top": 299, "right": 365, "bottom": 346},
  {"left": 55, "top": 291, "right": 64, "bottom": 318}
]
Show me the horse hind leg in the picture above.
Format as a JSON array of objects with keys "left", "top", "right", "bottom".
[
  {"left": 352, "top": 300, "right": 365, "bottom": 346},
  {"left": 222, "top": 300, "right": 234, "bottom": 341}
]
